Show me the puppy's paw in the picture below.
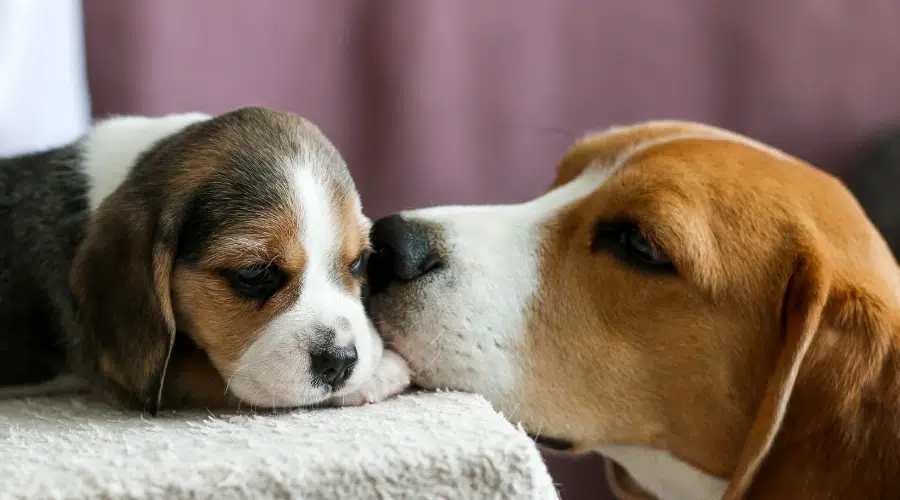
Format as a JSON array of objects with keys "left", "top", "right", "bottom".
[{"left": 331, "top": 350, "right": 411, "bottom": 407}]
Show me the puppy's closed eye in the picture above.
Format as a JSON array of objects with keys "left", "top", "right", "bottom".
[
  {"left": 592, "top": 221, "right": 675, "bottom": 274},
  {"left": 221, "top": 265, "right": 287, "bottom": 302}
]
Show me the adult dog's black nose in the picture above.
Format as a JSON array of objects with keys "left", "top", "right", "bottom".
[
  {"left": 368, "top": 214, "right": 441, "bottom": 292},
  {"left": 311, "top": 346, "right": 357, "bottom": 387}
]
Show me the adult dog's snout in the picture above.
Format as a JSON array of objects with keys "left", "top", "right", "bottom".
[{"left": 368, "top": 214, "right": 441, "bottom": 293}]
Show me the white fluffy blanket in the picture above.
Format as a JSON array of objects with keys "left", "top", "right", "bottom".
[{"left": 0, "top": 391, "right": 558, "bottom": 499}]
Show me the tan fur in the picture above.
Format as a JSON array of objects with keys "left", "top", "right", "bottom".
[
  {"left": 519, "top": 123, "right": 900, "bottom": 497},
  {"left": 161, "top": 338, "right": 237, "bottom": 409},
  {"left": 173, "top": 215, "right": 307, "bottom": 374},
  {"left": 337, "top": 197, "right": 369, "bottom": 294}
]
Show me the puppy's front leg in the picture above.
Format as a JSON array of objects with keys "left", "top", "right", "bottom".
[{"left": 330, "top": 349, "right": 411, "bottom": 407}]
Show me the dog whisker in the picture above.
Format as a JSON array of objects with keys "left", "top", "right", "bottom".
[
  {"left": 533, "top": 420, "right": 545, "bottom": 441},
  {"left": 426, "top": 329, "right": 446, "bottom": 347},
  {"left": 419, "top": 349, "right": 444, "bottom": 376},
  {"left": 224, "top": 361, "right": 258, "bottom": 395},
  {"left": 507, "top": 401, "right": 522, "bottom": 423}
]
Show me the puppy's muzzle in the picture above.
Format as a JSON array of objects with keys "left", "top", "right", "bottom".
[{"left": 368, "top": 215, "right": 442, "bottom": 294}]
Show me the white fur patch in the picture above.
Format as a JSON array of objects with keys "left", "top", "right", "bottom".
[{"left": 80, "top": 113, "right": 211, "bottom": 210}]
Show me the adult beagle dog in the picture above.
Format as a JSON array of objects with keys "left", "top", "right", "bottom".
[
  {"left": 367, "top": 121, "right": 900, "bottom": 499},
  {"left": 0, "top": 107, "right": 410, "bottom": 413}
]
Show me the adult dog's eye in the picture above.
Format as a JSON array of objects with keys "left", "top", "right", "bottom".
[
  {"left": 222, "top": 266, "right": 286, "bottom": 301},
  {"left": 593, "top": 221, "right": 674, "bottom": 272},
  {"left": 620, "top": 225, "right": 668, "bottom": 264},
  {"left": 349, "top": 250, "right": 370, "bottom": 278}
]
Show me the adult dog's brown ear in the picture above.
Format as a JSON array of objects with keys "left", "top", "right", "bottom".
[
  {"left": 724, "top": 237, "right": 899, "bottom": 498},
  {"left": 722, "top": 246, "right": 831, "bottom": 499},
  {"left": 70, "top": 182, "right": 178, "bottom": 415}
]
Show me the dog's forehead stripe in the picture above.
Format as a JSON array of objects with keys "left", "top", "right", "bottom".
[
  {"left": 525, "top": 125, "right": 787, "bottom": 220},
  {"left": 525, "top": 164, "right": 615, "bottom": 216},
  {"left": 293, "top": 166, "right": 343, "bottom": 284},
  {"left": 550, "top": 125, "right": 798, "bottom": 217}
]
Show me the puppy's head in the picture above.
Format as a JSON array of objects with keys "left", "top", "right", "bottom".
[
  {"left": 71, "top": 107, "right": 381, "bottom": 412},
  {"left": 367, "top": 122, "right": 900, "bottom": 497}
]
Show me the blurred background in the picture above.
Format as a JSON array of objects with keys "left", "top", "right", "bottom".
[{"left": 6, "top": 1, "right": 900, "bottom": 498}]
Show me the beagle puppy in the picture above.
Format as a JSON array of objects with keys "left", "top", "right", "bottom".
[
  {"left": 367, "top": 121, "right": 900, "bottom": 499},
  {"left": 0, "top": 106, "right": 410, "bottom": 413}
]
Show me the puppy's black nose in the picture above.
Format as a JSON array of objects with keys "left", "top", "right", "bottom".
[
  {"left": 311, "top": 346, "right": 357, "bottom": 387},
  {"left": 369, "top": 214, "right": 441, "bottom": 291}
]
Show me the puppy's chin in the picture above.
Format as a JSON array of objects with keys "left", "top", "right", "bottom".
[
  {"left": 225, "top": 360, "right": 377, "bottom": 409},
  {"left": 223, "top": 327, "right": 385, "bottom": 409},
  {"left": 225, "top": 374, "right": 332, "bottom": 409}
]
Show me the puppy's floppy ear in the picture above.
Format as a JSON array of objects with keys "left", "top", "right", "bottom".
[{"left": 70, "top": 185, "right": 178, "bottom": 415}]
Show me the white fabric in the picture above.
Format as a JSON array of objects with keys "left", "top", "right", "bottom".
[
  {"left": 0, "top": 391, "right": 558, "bottom": 499},
  {"left": 0, "top": 0, "right": 91, "bottom": 156}
]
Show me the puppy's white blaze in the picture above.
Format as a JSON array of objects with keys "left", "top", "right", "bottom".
[
  {"left": 228, "top": 165, "right": 380, "bottom": 406},
  {"left": 290, "top": 166, "right": 380, "bottom": 396},
  {"left": 81, "top": 113, "right": 211, "bottom": 210}
]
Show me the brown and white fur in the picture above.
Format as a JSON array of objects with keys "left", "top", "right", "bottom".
[
  {"left": 367, "top": 121, "right": 900, "bottom": 499},
  {"left": 0, "top": 107, "right": 409, "bottom": 413}
]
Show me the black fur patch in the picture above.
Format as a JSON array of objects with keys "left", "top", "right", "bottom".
[{"left": 0, "top": 146, "right": 89, "bottom": 386}]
